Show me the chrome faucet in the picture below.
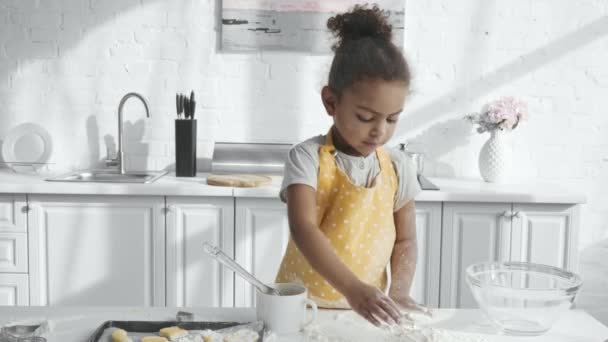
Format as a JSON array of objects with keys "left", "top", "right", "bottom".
[{"left": 106, "top": 92, "right": 150, "bottom": 174}]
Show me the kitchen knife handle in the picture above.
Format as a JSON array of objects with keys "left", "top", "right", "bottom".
[
  {"left": 189, "top": 91, "right": 195, "bottom": 119},
  {"left": 184, "top": 95, "right": 189, "bottom": 119}
]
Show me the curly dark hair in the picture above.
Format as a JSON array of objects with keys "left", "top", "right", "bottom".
[{"left": 326, "top": 4, "right": 410, "bottom": 98}]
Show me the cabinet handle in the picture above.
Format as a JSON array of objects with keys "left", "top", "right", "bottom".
[
  {"left": 21, "top": 205, "right": 31, "bottom": 213},
  {"left": 500, "top": 211, "right": 521, "bottom": 219}
]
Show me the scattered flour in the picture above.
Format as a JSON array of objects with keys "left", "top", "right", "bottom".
[
  {"left": 206, "top": 312, "right": 489, "bottom": 342},
  {"left": 302, "top": 323, "right": 350, "bottom": 342},
  {"left": 174, "top": 333, "right": 204, "bottom": 342},
  {"left": 262, "top": 331, "right": 278, "bottom": 342},
  {"left": 174, "top": 328, "right": 260, "bottom": 342},
  {"left": 304, "top": 311, "right": 491, "bottom": 342},
  {"left": 381, "top": 319, "right": 489, "bottom": 342}
]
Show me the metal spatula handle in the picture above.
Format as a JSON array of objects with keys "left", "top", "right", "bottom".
[{"left": 202, "top": 242, "right": 280, "bottom": 296}]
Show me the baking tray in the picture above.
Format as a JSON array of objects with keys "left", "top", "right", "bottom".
[{"left": 88, "top": 320, "right": 264, "bottom": 342}]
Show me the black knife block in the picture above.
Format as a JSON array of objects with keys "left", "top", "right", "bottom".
[{"left": 175, "top": 119, "right": 197, "bottom": 177}]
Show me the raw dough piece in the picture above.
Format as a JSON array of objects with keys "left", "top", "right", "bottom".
[
  {"left": 159, "top": 326, "right": 187, "bottom": 340},
  {"left": 141, "top": 337, "right": 168, "bottom": 342},
  {"left": 199, "top": 329, "right": 223, "bottom": 342},
  {"left": 206, "top": 174, "right": 272, "bottom": 188},
  {"left": 111, "top": 328, "right": 133, "bottom": 342}
]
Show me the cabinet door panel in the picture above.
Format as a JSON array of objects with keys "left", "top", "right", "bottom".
[
  {"left": 234, "top": 198, "right": 289, "bottom": 307},
  {"left": 166, "top": 197, "right": 234, "bottom": 307},
  {"left": 0, "top": 194, "right": 27, "bottom": 233},
  {"left": 28, "top": 195, "right": 165, "bottom": 306},
  {"left": 0, "top": 274, "right": 28, "bottom": 306},
  {"left": 410, "top": 202, "right": 441, "bottom": 307},
  {"left": 511, "top": 204, "right": 577, "bottom": 270},
  {"left": 0, "top": 233, "right": 28, "bottom": 273},
  {"left": 440, "top": 203, "right": 511, "bottom": 308}
]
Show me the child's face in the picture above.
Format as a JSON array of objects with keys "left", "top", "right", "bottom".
[{"left": 322, "top": 79, "right": 408, "bottom": 157}]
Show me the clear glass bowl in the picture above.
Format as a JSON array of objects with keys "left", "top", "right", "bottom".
[
  {"left": 466, "top": 261, "right": 582, "bottom": 336},
  {"left": 0, "top": 325, "right": 44, "bottom": 342}
]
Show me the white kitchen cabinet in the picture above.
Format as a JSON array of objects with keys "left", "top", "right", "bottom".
[
  {"left": 27, "top": 195, "right": 165, "bottom": 306},
  {"left": 0, "top": 194, "right": 27, "bottom": 233},
  {"left": 440, "top": 203, "right": 512, "bottom": 308},
  {"left": 410, "top": 202, "right": 442, "bottom": 307},
  {"left": 0, "top": 194, "right": 29, "bottom": 306},
  {"left": 0, "top": 233, "right": 28, "bottom": 273},
  {"left": 440, "top": 202, "right": 580, "bottom": 309},
  {"left": 233, "top": 199, "right": 444, "bottom": 308},
  {"left": 4, "top": 188, "right": 579, "bottom": 309},
  {"left": 0, "top": 274, "right": 28, "bottom": 306},
  {"left": 511, "top": 203, "right": 579, "bottom": 270},
  {"left": 0, "top": 195, "right": 28, "bottom": 272},
  {"left": 165, "top": 196, "right": 234, "bottom": 307},
  {"left": 234, "top": 198, "right": 290, "bottom": 307}
]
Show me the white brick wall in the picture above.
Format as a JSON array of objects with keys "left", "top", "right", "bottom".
[{"left": 0, "top": 0, "right": 607, "bottom": 321}]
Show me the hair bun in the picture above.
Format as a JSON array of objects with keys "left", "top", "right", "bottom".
[{"left": 327, "top": 4, "right": 392, "bottom": 50}]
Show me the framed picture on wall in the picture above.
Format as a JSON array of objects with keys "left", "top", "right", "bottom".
[{"left": 221, "top": 0, "right": 405, "bottom": 53}]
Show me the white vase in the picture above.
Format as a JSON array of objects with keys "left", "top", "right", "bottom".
[{"left": 478, "top": 130, "right": 511, "bottom": 183}]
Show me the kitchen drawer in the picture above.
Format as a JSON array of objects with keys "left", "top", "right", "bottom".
[
  {"left": 0, "top": 194, "right": 27, "bottom": 233},
  {"left": 0, "top": 273, "right": 29, "bottom": 306},
  {"left": 0, "top": 233, "right": 28, "bottom": 273}
]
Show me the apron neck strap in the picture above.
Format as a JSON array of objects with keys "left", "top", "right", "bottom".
[{"left": 320, "top": 127, "right": 337, "bottom": 155}]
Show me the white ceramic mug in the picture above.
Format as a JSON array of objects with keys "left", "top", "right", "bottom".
[{"left": 256, "top": 283, "right": 318, "bottom": 334}]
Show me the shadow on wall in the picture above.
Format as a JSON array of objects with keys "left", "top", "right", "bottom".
[
  {"left": 0, "top": 0, "right": 145, "bottom": 72},
  {"left": 0, "top": 0, "right": 195, "bottom": 171},
  {"left": 87, "top": 115, "right": 150, "bottom": 171},
  {"left": 123, "top": 119, "right": 149, "bottom": 171},
  {"left": 215, "top": 0, "right": 323, "bottom": 144},
  {"left": 86, "top": 116, "right": 102, "bottom": 168},
  {"left": 394, "top": 15, "right": 608, "bottom": 174},
  {"left": 405, "top": 118, "right": 472, "bottom": 178},
  {"left": 577, "top": 239, "right": 608, "bottom": 325},
  {"left": 1, "top": 0, "right": 325, "bottom": 168}
]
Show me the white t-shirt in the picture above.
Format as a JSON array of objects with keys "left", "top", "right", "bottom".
[{"left": 279, "top": 135, "right": 421, "bottom": 211}]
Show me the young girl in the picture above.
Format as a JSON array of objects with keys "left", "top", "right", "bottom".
[{"left": 275, "top": 4, "right": 424, "bottom": 326}]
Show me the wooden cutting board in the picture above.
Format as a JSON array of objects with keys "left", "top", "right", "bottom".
[{"left": 206, "top": 174, "right": 273, "bottom": 187}]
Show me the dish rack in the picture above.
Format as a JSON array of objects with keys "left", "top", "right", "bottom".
[{"left": 2, "top": 161, "right": 54, "bottom": 174}]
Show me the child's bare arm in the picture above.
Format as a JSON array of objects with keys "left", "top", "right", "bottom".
[
  {"left": 285, "top": 184, "right": 358, "bottom": 293},
  {"left": 388, "top": 200, "right": 418, "bottom": 304},
  {"left": 285, "top": 184, "right": 401, "bottom": 326}
]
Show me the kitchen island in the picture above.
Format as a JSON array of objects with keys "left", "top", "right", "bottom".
[{"left": 0, "top": 307, "right": 606, "bottom": 342}]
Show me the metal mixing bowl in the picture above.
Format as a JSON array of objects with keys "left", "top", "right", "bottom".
[{"left": 466, "top": 261, "right": 582, "bottom": 336}]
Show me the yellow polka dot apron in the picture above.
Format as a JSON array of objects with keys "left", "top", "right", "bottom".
[{"left": 276, "top": 131, "right": 398, "bottom": 308}]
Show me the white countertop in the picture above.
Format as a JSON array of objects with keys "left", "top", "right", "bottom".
[
  {"left": 0, "top": 171, "right": 234, "bottom": 197},
  {"left": 0, "top": 307, "right": 605, "bottom": 342},
  {"left": 0, "top": 170, "right": 586, "bottom": 204}
]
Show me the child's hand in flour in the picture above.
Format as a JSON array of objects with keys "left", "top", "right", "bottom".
[
  {"left": 345, "top": 281, "right": 403, "bottom": 327},
  {"left": 391, "top": 295, "right": 433, "bottom": 318}
]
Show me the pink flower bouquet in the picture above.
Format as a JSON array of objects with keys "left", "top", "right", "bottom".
[{"left": 466, "top": 97, "right": 528, "bottom": 133}]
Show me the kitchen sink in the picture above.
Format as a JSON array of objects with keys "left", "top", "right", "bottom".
[{"left": 46, "top": 169, "right": 167, "bottom": 184}]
